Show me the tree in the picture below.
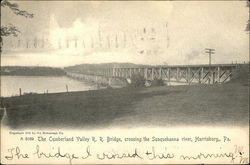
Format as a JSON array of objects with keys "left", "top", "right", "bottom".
[
  {"left": 130, "top": 73, "right": 146, "bottom": 87},
  {"left": 0, "top": 0, "right": 33, "bottom": 52}
]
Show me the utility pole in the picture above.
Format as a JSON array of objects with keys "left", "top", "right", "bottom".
[
  {"left": 205, "top": 48, "right": 215, "bottom": 65},
  {"left": 205, "top": 48, "right": 215, "bottom": 84}
]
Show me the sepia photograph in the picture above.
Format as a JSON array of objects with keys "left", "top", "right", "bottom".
[{"left": 0, "top": 0, "right": 249, "bottom": 164}]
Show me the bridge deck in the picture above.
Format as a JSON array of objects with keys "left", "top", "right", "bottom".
[{"left": 112, "top": 64, "right": 238, "bottom": 69}]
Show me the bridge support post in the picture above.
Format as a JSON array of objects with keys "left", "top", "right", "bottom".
[
  {"left": 217, "top": 66, "right": 221, "bottom": 83},
  {"left": 212, "top": 71, "right": 215, "bottom": 84},
  {"left": 230, "top": 68, "right": 233, "bottom": 80},
  {"left": 176, "top": 68, "right": 179, "bottom": 82},
  {"left": 187, "top": 68, "right": 191, "bottom": 84},
  {"left": 112, "top": 68, "right": 115, "bottom": 77},
  {"left": 186, "top": 68, "right": 188, "bottom": 83},
  {"left": 159, "top": 68, "right": 162, "bottom": 79},
  {"left": 168, "top": 68, "right": 171, "bottom": 83},
  {"left": 152, "top": 68, "right": 154, "bottom": 80},
  {"left": 198, "top": 69, "right": 201, "bottom": 83},
  {"left": 124, "top": 68, "right": 127, "bottom": 78},
  {"left": 144, "top": 68, "right": 148, "bottom": 79},
  {"left": 208, "top": 69, "right": 211, "bottom": 85},
  {"left": 108, "top": 78, "right": 112, "bottom": 86},
  {"left": 123, "top": 68, "right": 126, "bottom": 78},
  {"left": 201, "top": 67, "right": 204, "bottom": 84}
]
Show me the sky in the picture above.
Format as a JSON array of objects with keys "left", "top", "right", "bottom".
[{"left": 1, "top": 1, "right": 249, "bottom": 67}]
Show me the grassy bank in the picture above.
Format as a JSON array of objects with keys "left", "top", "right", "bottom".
[{"left": 1, "top": 65, "right": 249, "bottom": 129}]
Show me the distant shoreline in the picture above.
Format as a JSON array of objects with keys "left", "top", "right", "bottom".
[{"left": 1, "top": 66, "right": 66, "bottom": 76}]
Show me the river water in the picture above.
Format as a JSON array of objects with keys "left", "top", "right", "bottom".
[
  {"left": 0, "top": 76, "right": 195, "bottom": 97},
  {"left": 1, "top": 76, "right": 97, "bottom": 97}
]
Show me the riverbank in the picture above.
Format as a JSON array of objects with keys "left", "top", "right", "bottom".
[{"left": 1, "top": 79, "right": 248, "bottom": 129}]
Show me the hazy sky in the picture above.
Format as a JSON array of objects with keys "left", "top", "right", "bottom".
[{"left": 1, "top": 1, "right": 249, "bottom": 67}]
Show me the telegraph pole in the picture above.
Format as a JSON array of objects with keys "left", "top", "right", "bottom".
[
  {"left": 205, "top": 48, "right": 215, "bottom": 84},
  {"left": 205, "top": 48, "right": 215, "bottom": 65}
]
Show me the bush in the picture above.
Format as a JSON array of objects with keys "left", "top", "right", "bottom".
[
  {"left": 151, "top": 78, "right": 165, "bottom": 87},
  {"left": 130, "top": 73, "right": 146, "bottom": 87}
]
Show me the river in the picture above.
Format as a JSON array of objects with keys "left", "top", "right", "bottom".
[{"left": 1, "top": 76, "right": 97, "bottom": 97}]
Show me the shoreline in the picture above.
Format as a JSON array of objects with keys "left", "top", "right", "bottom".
[{"left": 1, "top": 80, "right": 248, "bottom": 129}]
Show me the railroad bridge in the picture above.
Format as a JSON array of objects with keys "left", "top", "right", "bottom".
[{"left": 66, "top": 64, "right": 239, "bottom": 85}]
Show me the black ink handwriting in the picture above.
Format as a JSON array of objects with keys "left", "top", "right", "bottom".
[
  {"left": 33, "top": 145, "right": 78, "bottom": 164},
  {"left": 96, "top": 148, "right": 143, "bottom": 160},
  {"left": 145, "top": 146, "right": 175, "bottom": 160},
  {"left": 5, "top": 146, "right": 29, "bottom": 160}
]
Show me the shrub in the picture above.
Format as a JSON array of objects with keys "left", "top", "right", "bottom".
[
  {"left": 151, "top": 78, "right": 165, "bottom": 86},
  {"left": 130, "top": 73, "right": 146, "bottom": 87}
]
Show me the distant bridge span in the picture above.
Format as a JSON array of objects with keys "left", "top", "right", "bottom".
[{"left": 66, "top": 64, "right": 239, "bottom": 85}]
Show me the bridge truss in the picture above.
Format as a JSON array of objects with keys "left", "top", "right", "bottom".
[{"left": 67, "top": 64, "right": 239, "bottom": 85}]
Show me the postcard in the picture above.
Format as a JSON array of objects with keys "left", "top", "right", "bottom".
[{"left": 0, "top": 0, "right": 249, "bottom": 164}]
